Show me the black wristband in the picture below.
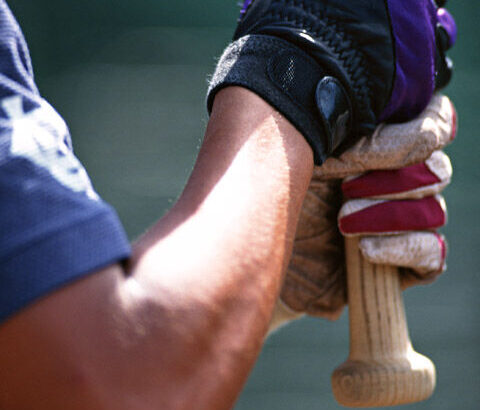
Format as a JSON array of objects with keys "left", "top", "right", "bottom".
[
  {"left": 207, "top": 35, "right": 352, "bottom": 165},
  {"left": 208, "top": 0, "right": 456, "bottom": 165}
]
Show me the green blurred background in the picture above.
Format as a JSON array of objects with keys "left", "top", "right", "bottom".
[{"left": 8, "top": 1, "right": 479, "bottom": 409}]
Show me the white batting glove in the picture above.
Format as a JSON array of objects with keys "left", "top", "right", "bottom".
[
  {"left": 268, "top": 94, "right": 457, "bottom": 335},
  {"left": 339, "top": 149, "right": 451, "bottom": 284}
]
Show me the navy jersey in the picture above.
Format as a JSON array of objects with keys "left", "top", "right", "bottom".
[{"left": 0, "top": 1, "right": 131, "bottom": 323}]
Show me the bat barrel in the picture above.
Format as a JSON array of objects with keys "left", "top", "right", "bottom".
[{"left": 331, "top": 237, "right": 436, "bottom": 407}]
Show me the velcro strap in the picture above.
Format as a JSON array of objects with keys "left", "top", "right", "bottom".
[{"left": 207, "top": 35, "right": 352, "bottom": 164}]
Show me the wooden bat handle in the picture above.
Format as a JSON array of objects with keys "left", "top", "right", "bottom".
[{"left": 331, "top": 237, "right": 436, "bottom": 407}]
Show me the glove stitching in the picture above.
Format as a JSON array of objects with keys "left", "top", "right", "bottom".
[{"left": 263, "top": 0, "right": 372, "bottom": 131}]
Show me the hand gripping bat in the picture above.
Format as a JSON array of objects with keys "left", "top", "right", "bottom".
[
  {"left": 211, "top": 1, "right": 456, "bottom": 404},
  {"left": 330, "top": 5, "right": 456, "bottom": 407}
]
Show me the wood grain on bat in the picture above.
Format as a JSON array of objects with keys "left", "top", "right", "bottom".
[{"left": 331, "top": 237, "right": 436, "bottom": 407}]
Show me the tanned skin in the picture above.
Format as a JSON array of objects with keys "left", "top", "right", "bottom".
[{"left": 0, "top": 87, "right": 314, "bottom": 410}]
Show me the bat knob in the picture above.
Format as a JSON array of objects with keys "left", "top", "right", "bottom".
[
  {"left": 331, "top": 350, "right": 436, "bottom": 407},
  {"left": 332, "top": 237, "right": 437, "bottom": 407}
]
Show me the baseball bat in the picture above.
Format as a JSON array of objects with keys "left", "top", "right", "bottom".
[{"left": 331, "top": 236, "right": 436, "bottom": 407}]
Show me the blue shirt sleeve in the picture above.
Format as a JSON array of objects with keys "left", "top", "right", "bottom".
[{"left": 0, "top": 1, "right": 131, "bottom": 323}]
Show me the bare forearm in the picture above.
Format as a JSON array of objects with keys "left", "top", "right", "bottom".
[
  {"left": 125, "top": 87, "right": 313, "bottom": 407},
  {"left": 0, "top": 87, "right": 313, "bottom": 410}
]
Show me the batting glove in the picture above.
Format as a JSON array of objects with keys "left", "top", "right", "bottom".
[
  {"left": 269, "top": 94, "right": 457, "bottom": 333},
  {"left": 208, "top": 0, "right": 456, "bottom": 164}
]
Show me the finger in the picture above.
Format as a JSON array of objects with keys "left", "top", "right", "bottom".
[
  {"left": 342, "top": 150, "right": 452, "bottom": 200},
  {"left": 339, "top": 195, "right": 447, "bottom": 236},
  {"left": 295, "top": 179, "right": 342, "bottom": 239},
  {"left": 318, "top": 94, "right": 457, "bottom": 179},
  {"left": 359, "top": 232, "right": 446, "bottom": 276},
  {"left": 280, "top": 178, "right": 345, "bottom": 321},
  {"left": 282, "top": 250, "right": 346, "bottom": 321}
]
